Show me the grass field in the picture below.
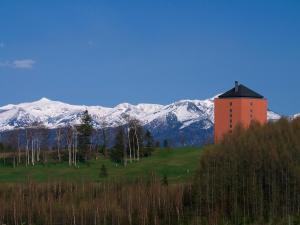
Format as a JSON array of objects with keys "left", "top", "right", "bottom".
[{"left": 0, "top": 147, "right": 204, "bottom": 183}]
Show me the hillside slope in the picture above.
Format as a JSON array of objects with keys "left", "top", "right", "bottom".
[{"left": 0, "top": 148, "right": 202, "bottom": 183}]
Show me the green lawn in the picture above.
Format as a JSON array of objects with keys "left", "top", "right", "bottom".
[{"left": 0, "top": 147, "right": 204, "bottom": 183}]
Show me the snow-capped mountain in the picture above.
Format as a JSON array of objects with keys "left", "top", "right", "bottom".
[
  {"left": 267, "top": 111, "right": 282, "bottom": 121},
  {"left": 0, "top": 97, "right": 284, "bottom": 146},
  {"left": 0, "top": 97, "right": 216, "bottom": 131},
  {"left": 291, "top": 113, "right": 300, "bottom": 120}
]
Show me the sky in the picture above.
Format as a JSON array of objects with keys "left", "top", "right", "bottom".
[{"left": 0, "top": 0, "right": 299, "bottom": 115}]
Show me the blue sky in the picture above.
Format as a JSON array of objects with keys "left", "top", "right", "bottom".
[{"left": 0, "top": 0, "right": 299, "bottom": 115}]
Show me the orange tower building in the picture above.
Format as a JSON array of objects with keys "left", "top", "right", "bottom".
[{"left": 214, "top": 81, "right": 267, "bottom": 142}]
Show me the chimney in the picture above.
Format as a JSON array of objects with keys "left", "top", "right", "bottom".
[{"left": 235, "top": 81, "right": 239, "bottom": 93}]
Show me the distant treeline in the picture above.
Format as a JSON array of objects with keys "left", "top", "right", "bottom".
[{"left": 0, "top": 111, "right": 163, "bottom": 167}]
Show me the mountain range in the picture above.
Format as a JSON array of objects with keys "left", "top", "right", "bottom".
[{"left": 0, "top": 97, "right": 291, "bottom": 146}]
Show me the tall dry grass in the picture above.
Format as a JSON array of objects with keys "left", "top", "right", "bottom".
[{"left": 0, "top": 177, "right": 193, "bottom": 225}]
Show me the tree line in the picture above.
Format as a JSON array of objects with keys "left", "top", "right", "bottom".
[
  {"left": 192, "top": 117, "right": 300, "bottom": 224},
  {"left": 0, "top": 110, "right": 162, "bottom": 167}
]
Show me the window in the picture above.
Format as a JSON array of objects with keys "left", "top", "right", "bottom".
[
  {"left": 229, "top": 106, "right": 233, "bottom": 128},
  {"left": 230, "top": 102, "right": 232, "bottom": 106},
  {"left": 250, "top": 102, "right": 253, "bottom": 106}
]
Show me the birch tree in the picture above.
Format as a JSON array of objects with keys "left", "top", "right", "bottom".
[
  {"left": 127, "top": 118, "right": 143, "bottom": 161},
  {"left": 122, "top": 114, "right": 132, "bottom": 163},
  {"left": 65, "top": 125, "right": 74, "bottom": 166},
  {"left": 25, "top": 128, "right": 30, "bottom": 167},
  {"left": 100, "top": 121, "right": 109, "bottom": 157},
  {"left": 72, "top": 126, "right": 78, "bottom": 166},
  {"left": 55, "top": 126, "right": 63, "bottom": 162}
]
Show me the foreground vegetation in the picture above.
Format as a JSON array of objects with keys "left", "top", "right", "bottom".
[
  {"left": 193, "top": 118, "right": 300, "bottom": 225},
  {"left": 0, "top": 178, "right": 192, "bottom": 225},
  {"left": 0, "top": 118, "right": 300, "bottom": 225}
]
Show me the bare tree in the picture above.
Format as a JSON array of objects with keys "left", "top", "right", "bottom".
[
  {"left": 65, "top": 125, "right": 74, "bottom": 166},
  {"left": 25, "top": 128, "right": 30, "bottom": 167},
  {"left": 90, "top": 128, "right": 98, "bottom": 157},
  {"left": 122, "top": 114, "right": 133, "bottom": 163},
  {"left": 72, "top": 126, "right": 78, "bottom": 166},
  {"left": 23, "top": 122, "right": 47, "bottom": 166},
  {"left": 17, "top": 129, "right": 22, "bottom": 165},
  {"left": 29, "top": 128, "right": 35, "bottom": 166},
  {"left": 6, "top": 130, "right": 18, "bottom": 168},
  {"left": 55, "top": 126, "right": 63, "bottom": 162},
  {"left": 127, "top": 118, "right": 143, "bottom": 162},
  {"left": 33, "top": 124, "right": 47, "bottom": 163},
  {"left": 133, "top": 120, "right": 140, "bottom": 161},
  {"left": 100, "top": 120, "right": 109, "bottom": 157},
  {"left": 122, "top": 125, "right": 128, "bottom": 167}
]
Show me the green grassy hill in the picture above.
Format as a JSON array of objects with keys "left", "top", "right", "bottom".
[{"left": 0, "top": 147, "right": 203, "bottom": 183}]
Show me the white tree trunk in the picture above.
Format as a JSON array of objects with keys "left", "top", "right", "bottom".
[
  {"left": 74, "top": 130, "right": 77, "bottom": 166},
  {"left": 36, "top": 139, "right": 40, "bottom": 162},
  {"left": 134, "top": 126, "right": 140, "bottom": 161},
  {"left": 127, "top": 127, "right": 132, "bottom": 163},
  {"left": 56, "top": 129, "right": 61, "bottom": 162},
  {"left": 31, "top": 139, "right": 35, "bottom": 166},
  {"left": 68, "top": 144, "right": 72, "bottom": 166},
  {"left": 26, "top": 139, "right": 29, "bottom": 167},
  {"left": 17, "top": 136, "right": 21, "bottom": 164}
]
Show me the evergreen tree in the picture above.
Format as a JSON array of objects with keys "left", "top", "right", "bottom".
[
  {"left": 163, "top": 139, "right": 169, "bottom": 149},
  {"left": 161, "top": 174, "right": 168, "bottom": 186},
  {"left": 110, "top": 127, "right": 126, "bottom": 164},
  {"left": 155, "top": 141, "right": 160, "bottom": 148},
  {"left": 143, "top": 130, "right": 154, "bottom": 157},
  {"left": 77, "top": 110, "right": 93, "bottom": 162},
  {"left": 0, "top": 143, "right": 4, "bottom": 152},
  {"left": 144, "top": 130, "right": 154, "bottom": 148},
  {"left": 99, "top": 164, "right": 108, "bottom": 177}
]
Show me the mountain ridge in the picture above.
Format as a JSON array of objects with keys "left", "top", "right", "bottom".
[{"left": 0, "top": 96, "right": 291, "bottom": 146}]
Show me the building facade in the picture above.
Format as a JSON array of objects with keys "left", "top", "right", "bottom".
[{"left": 214, "top": 81, "right": 267, "bottom": 142}]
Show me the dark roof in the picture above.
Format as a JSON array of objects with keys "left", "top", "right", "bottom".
[{"left": 219, "top": 83, "right": 264, "bottom": 99}]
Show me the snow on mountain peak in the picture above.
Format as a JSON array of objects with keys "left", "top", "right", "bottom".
[
  {"left": 37, "top": 97, "right": 51, "bottom": 102},
  {"left": 267, "top": 111, "right": 282, "bottom": 121}
]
